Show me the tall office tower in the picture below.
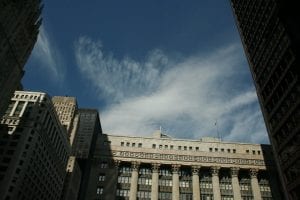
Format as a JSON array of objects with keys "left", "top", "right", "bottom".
[
  {"left": 52, "top": 96, "right": 78, "bottom": 142},
  {"left": 230, "top": 1, "right": 300, "bottom": 199},
  {"left": 84, "top": 131, "right": 282, "bottom": 200},
  {"left": 0, "top": 91, "right": 70, "bottom": 200},
  {"left": 72, "top": 109, "right": 102, "bottom": 200},
  {"left": 0, "top": 1, "right": 42, "bottom": 116}
]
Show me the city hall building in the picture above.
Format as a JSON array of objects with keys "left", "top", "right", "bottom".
[{"left": 84, "top": 131, "right": 282, "bottom": 200}]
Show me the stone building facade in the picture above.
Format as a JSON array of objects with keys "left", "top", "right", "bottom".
[
  {"left": 85, "top": 131, "right": 282, "bottom": 200},
  {"left": 0, "top": 0, "right": 42, "bottom": 116},
  {"left": 52, "top": 96, "right": 78, "bottom": 142},
  {"left": 229, "top": 1, "right": 300, "bottom": 199},
  {"left": 0, "top": 91, "right": 70, "bottom": 200}
]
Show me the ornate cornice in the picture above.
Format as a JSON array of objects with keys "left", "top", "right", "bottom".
[{"left": 112, "top": 151, "right": 265, "bottom": 166}]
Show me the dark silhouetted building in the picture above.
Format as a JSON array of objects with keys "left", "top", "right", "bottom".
[
  {"left": 0, "top": 91, "right": 70, "bottom": 200},
  {"left": 230, "top": 1, "right": 300, "bottom": 199},
  {"left": 72, "top": 109, "right": 102, "bottom": 200},
  {"left": 0, "top": 1, "right": 42, "bottom": 116}
]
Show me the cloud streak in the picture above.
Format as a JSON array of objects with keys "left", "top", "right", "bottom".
[
  {"left": 31, "top": 26, "right": 65, "bottom": 81},
  {"left": 75, "top": 37, "right": 269, "bottom": 144}
]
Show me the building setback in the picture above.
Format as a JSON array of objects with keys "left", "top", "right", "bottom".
[
  {"left": 52, "top": 96, "right": 78, "bottom": 142},
  {"left": 0, "top": 1, "right": 42, "bottom": 116},
  {"left": 85, "top": 131, "right": 282, "bottom": 200},
  {"left": 229, "top": 1, "right": 300, "bottom": 199},
  {"left": 0, "top": 91, "right": 70, "bottom": 200}
]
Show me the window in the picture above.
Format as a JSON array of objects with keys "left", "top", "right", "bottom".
[
  {"left": 189, "top": 146, "right": 193, "bottom": 150},
  {"left": 138, "top": 177, "right": 152, "bottom": 185},
  {"left": 137, "top": 191, "right": 151, "bottom": 198},
  {"left": 179, "top": 181, "right": 190, "bottom": 188},
  {"left": 165, "top": 145, "right": 168, "bottom": 149},
  {"left": 121, "top": 142, "right": 124, "bottom": 146},
  {"left": 221, "top": 148, "right": 224, "bottom": 152},
  {"left": 159, "top": 145, "right": 163, "bottom": 149},
  {"left": 209, "top": 148, "right": 213, "bottom": 152},
  {"left": 170, "top": 145, "right": 174, "bottom": 150},
  {"left": 118, "top": 176, "right": 131, "bottom": 183},
  {"left": 100, "top": 162, "right": 108, "bottom": 168},
  {"left": 246, "top": 150, "right": 249, "bottom": 153},
  {"left": 227, "top": 149, "right": 231, "bottom": 153},
  {"left": 98, "top": 174, "right": 105, "bottom": 181},
  {"left": 178, "top": 146, "right": 182, "bottom": 150},
  {"left": 116, "top": 189, "right": 129, "bottom": 197},
  {"left": 132, "top": 143, "right": 136, "bottom": 147},
  {"left": 138, "top": 143, "right": 142, "bottom": 148},
  {"left": 233, "top": 149, "right": 236, "bottom": 153},
  {"left": 215, "top": 148, "right": 218, "bottom": 152},
  {"left": 195, "top": 147, "right": 199, "bottom": 151},
  {"left": 159, "top": 179, "right": 172, "bottom": 186},
  {"left": 258, "top": 150, "right": 261, "bottom": 155},
  {"left": 96, "top": 187, "right": 103, "bottom": 195},
  {"left": 252, "top": 150, "right": 256, "bottom": 155},
  {"left": 152, "top": 144, "right": 156, "bottom": 149},
  {"left": 184, "top": 146, "right": 187, "bottom": 150},
  {"left": 126, "top": 142, "right": 130, "bottom": 147}
]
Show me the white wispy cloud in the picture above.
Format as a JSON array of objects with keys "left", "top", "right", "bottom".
[
  {"left": 31, "top": 26, "right": 65, "bottom": 81},
  {"left": 75, "top": 37, "right": 269, "bottom": 144}
]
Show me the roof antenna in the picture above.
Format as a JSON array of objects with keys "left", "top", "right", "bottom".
[{"left": 215, "top": 119, "right": 222, "bottom": 141}]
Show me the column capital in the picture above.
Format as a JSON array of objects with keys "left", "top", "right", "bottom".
[
  {"left": 113, "top": 160, "right": 122, "bottom": 168},
  {"left": 231, "top": 167, "right": 240, "bottom": 177},
  {"left": 172, "top": 164, "right": 181, "bottom": 174},
  {"left": 210, "top": 166, "right": 220, "bottom": 176},
  {"left": 250, "top": 168, "right": 259, "bottom": 178},
  {"left": 131, "top": 161, "right": 140, "bottom": 171},
  {"left": 151, "top": 163, "right": 160, "bottom": 173},
  {"left": 192, "top": 165, "right": 201, "bottom": 175}
]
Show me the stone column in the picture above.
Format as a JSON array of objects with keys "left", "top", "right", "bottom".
[
  {"left": 129, "top": 162, "right": 140, "bottom": 200},
  {"left": 231, "top": 167, "right": 242, "bottom": 200},
  {"left": 250, "top": 169, "right": 262, "bottom": 200},
  {"left": 151, "top": 163, "right": 160, "bottom": 200},
  {"left": 211, "top": 166, "right": 221, "bottom": 200},
  {"left": 192, "top": 166, "right": 201, "bottom": 200},
  {"left": 172, "top": 164, "right": 180, "bottom": 200}
]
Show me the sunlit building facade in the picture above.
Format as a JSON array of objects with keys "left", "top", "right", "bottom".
[
  {"left": 84, "top": 131, "right": 281, "bottom": 200},
  {"left": 230, "top": 1, "right": 300, "bottom": 199}
]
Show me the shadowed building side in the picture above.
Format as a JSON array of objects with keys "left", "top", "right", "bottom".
[
  {"left": 0, "top": 0, "right": 42, "bottom": 116},
  {"left": 229, "top": 1, "right": 300, "bottom": 199}
]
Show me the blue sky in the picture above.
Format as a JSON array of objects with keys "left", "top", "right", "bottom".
[{"left": 23, "top": 0, "right": 269, "bottom": 144}]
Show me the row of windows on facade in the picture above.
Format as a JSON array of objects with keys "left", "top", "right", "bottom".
[
  {"left": 99, "top": 174, "right": 270, "bottom": 192},
  {"left": 13, "top": 93, "right": 39, "bottom": 100},
  {"left": 119, "top": 142, "right": 261, "bottom": 155}
]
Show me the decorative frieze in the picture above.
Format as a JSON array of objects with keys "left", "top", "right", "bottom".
[{"left": 113, "top": 151, "right": 265, "bottom": 166}]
